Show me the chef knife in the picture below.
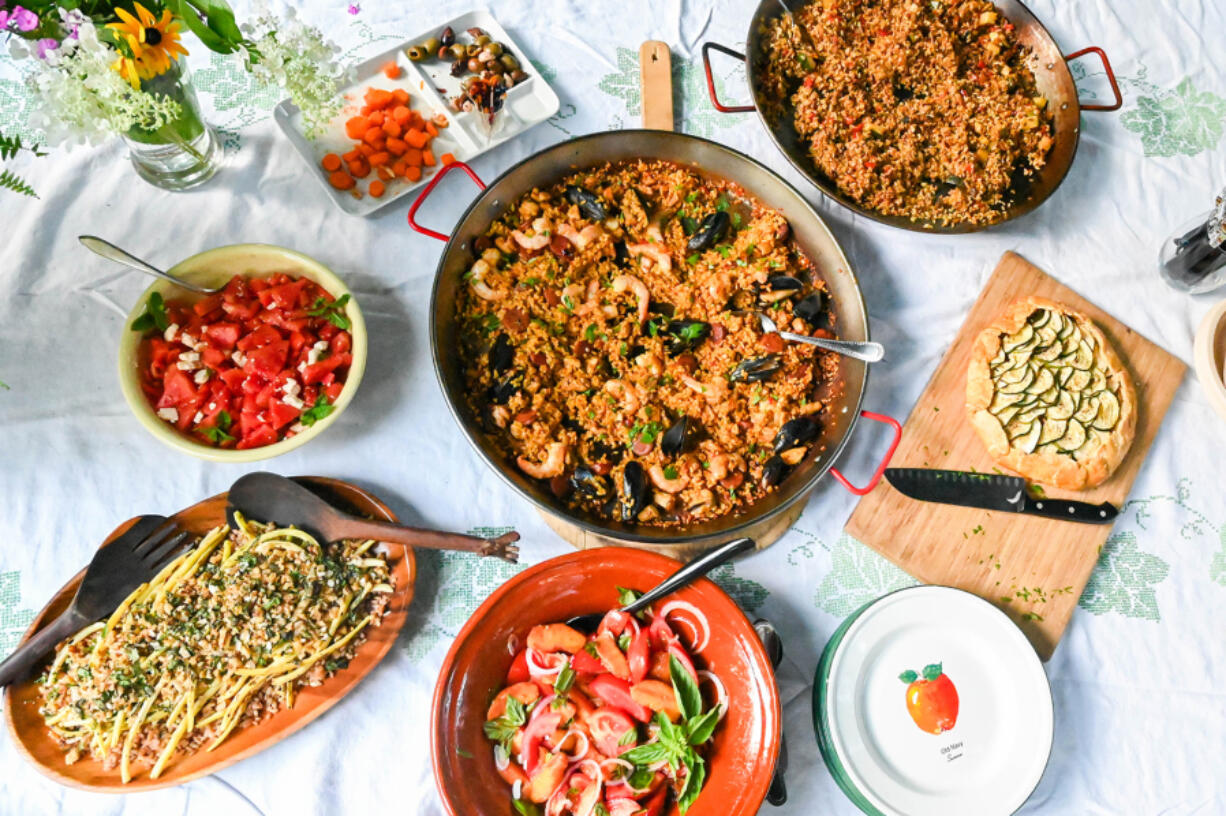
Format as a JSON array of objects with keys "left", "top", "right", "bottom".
[{"left": 883, "top": 468, "right": 1118, "bottom": 524}]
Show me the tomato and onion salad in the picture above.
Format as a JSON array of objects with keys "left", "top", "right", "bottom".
[
  {"left": 482, "top": 591, "right": 725, "bottom": 816},
  {"left": 131, "top": 273, "right": 354, "bottom": 450}
]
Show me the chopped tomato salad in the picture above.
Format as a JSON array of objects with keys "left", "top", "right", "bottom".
[
  {"left": 132, "top": 273, "right": 354, "bottom": 450},
  {"left": 483, "top": 590, "right": 725, "bottom": 815}
]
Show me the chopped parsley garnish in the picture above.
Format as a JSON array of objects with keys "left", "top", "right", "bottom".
[
  {"left": 663, "top": 464, "right": 679, "bottom": 480},
  {"left": 307, "top": 294, "right": 352, "bottom": 330},
  {"left": 686, "top": 253, "right": 700, "bottom": 266},
  {"left": 131, "top": 291, "right": 169, "bottom": 333},
  {"left": 714, "top": 244, "right": 732, "bottom": 258},
  {"left": 628, "top": 420, "right": 662, "bottom": 446}
]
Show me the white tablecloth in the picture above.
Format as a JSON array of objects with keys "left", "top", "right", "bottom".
[{"left": 2, "top": 1, "right": 1225, "bottom": 814}]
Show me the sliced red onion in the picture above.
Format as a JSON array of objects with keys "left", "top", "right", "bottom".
[
  {"left": 546, "top": 760, "right": 603, "bottom": 816},
  {"left": 599, "top": 757, "right": 635, "bottom": 782},
  {"left": 494, "top": 743, "right": 510, "bottom": 771},
  {"left": 607, "top": 799, "right": 642, "bottom": 816},
  {"left": 697, "top": 669, "right": 728, "bottom": 722},
  {"left": 511, "top": 779, "right": 523, "bottom": 800},
  {"left": 527, "top": 647, "right": 566, "bottom": 679},
  {"left": 658, "top": 600, "right": 709, "bottom": 654},
  {"left": 507, "top": 632, "right": 521, "bottom": 655},
  {"left": 555, "top": 728, "right": 590, "bottom": 762}
]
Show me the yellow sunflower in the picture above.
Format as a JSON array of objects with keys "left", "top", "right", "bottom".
[{"left": 107, "top": 3, "right": 189, "bottom": 89}]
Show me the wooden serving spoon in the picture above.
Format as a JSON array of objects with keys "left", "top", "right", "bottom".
[{"left": 227, "top": 472, "right": 520, "bottom": 562}]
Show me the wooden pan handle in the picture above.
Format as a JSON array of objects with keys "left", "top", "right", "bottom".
[{"left": 640, "top": 41, "right": 674, "bottom": 131}]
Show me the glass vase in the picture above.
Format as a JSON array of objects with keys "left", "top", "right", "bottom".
[{"left": 122, "top": 60, "right": 223, "bottom": 191}]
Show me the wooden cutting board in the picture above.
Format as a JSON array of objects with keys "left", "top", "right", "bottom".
[{"left": 845, "top": 252, "right": 1186, "bottom": 659}]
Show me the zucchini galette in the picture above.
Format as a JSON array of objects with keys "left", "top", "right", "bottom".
[{"left": 967, "top": 296, "right": 1136, "bottom": 490}]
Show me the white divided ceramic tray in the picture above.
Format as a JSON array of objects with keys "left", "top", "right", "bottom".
[
  {"left": 821, "top": 586, "right": 1054, "bottom": 816},
  {"left": 275, "top": 9, "right": 560, "bottom": 217}
]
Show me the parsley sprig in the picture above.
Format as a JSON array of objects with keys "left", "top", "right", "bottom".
[
  {"left": 307, "top": 294, "right": 352, "bottom": 330},
  {"left": 619, "top": 656, "right": 722, "bottom": 813}
]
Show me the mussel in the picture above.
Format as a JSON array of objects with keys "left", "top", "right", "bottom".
[
  {"left": 760, "top": 275, "right": 804, "bottom": 305},
  {"left": 614, "top": 240, "right": 632, "bottom": 267},
  {"left": 618, "top": 461, "right": 649, "bottom": 521},
  {"left": 773, "top": 416, "right": 819, "bottom": 454},
  {"left": 664, "top": 319, "right": 709, "bottom": 356},
  {"left": 793, "top": 292, "right": 826, "bottom": 327},
  {"left": 589, "top": 439, "right": 623, "bottom": 464},
  {"left": 570, "top": 464, "right": 613, "bottom": 499},
  {"left": 686, "top": 211, "right": 731, "bottom": 253},
  {"left": 565, "top": 185, "right": 608, "bottom": 221},
  {"left": 661, "top": 416, "right": 697, "bottom": 456},
  {"left": 488, "top": 332, "right": 513, "bottom": 373},
  {"left": 761, "top": 455, "right": 787, "bottom": 487},
  {"left": 487, "top": 371, "right": 521, "bottom": 404},
  {"left": 730, "top": 354, "right": 781, "bottom": 383}
]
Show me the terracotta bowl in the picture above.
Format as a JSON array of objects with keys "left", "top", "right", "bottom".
[{"left": 432, "top": 548, "right": 781, "bottom": 816}]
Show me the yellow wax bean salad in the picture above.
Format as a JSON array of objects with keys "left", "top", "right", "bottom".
[{"left": 36, "top": 516, "right": 394, "bottom": 783}]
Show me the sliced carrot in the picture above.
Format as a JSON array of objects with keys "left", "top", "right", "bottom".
[
  {"left": 362, "top": 125, "right": 384, "bottom": 145},
  {"left": 392, "top": 88, "right": 410, "bottom": 105},
  {"left": 381, "top": 62, "right": 401, "bottom": 79},
  {"left": 385, "top": 137, "right": 408, "bottom": 156},
  {"left": 408, "top": 110, "right": 425, "bottom": 130},
  {"left": 401, "top": 148, "right": 422, "bottom": 167},
  {"left": 425, "top": 121, "right": 439, "bottom": 138},
  {"left": 368, "top": 151, "right": 391, "bottom": 167},
  {"left": 359, "top": 105, "right": 373, "bottom": 117},
  {"left": 421, "top": 148, "right": 436, "bottom": 167},
  {"left": 367, "top": 110, "right": 386, "bottom": 126},
  {"left": 391, "top": 105, "right": 411, "bottom": 124},
  {"left": 348, "top": 159, "right": 371, "bottom": 178},
  {"left": 364, "top": 87, "right": 394, "bottom": 109},
  {"left": 404, "top": 129, "right": 428, "bottom": 149},
  {"left": 376, "top": 165, "right": 395, "bottom": 181},
  {"left": 320, "top": 153, "right": 342, "bottom": 172},
  {"left": 328, "top": 170, "right": 355, "bottom": 190},
  {"left": 391, "top": 158, "right": 407, "bottom": 177},
  {"left": 382, "top": 120, "right": 402, "bottom": 138},
  {"left": 369, "top": 179, "right": 387, "bottom": 197},
  {"left": 342, "top": 148, "right": 362, "bottom": 163},
  {"left": 440, "top": 152, "right": 457, "bottom": 166},
  {"left": 344, "top": 116, "right": 371, "bottom": 139},
  {"left": 404, "top": 165, "right": 422, "bottom": 182}
]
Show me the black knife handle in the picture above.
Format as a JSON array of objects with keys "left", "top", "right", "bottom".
[{"left": 1025, "top": 498, "right": 1118, "bottom": 525}]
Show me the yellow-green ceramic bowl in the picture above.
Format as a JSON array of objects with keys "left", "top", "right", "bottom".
[{"left": 117, "top": 244, "right": 367, "bottom": 462}]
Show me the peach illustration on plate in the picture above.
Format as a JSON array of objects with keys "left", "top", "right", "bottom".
[{"left": 898, "top": 663, "right": 959, "bottom": 735}]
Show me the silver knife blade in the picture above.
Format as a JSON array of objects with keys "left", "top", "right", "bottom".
[{"left": 884, "top": 468, "right": 1119, "bottom": 524}]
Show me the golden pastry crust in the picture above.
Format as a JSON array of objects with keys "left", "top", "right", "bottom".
[{"left": 966, "top": 296, "right": 1136, "bottom": 490}]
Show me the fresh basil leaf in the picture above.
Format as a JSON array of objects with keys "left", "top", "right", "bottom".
[
  {"left": 617, "top": 727, "right": 637, "bottom": 747},
  {"left": 132, "top": 291, "right": 168, "bottom": 333},
  {"left": 670, "top": 654, "right": 703, "bottom": 721},
  {"left": 677, "top": 754, "right": 707, "bottom": 813},
  {"left": 620, "top": 741, "right": 670, "bottom": 765},
  {"left": 628, "top": 766, "right": 655, "bottom": 790},
  {"left": 686, "top": 704, "right": 721, "bottom": 745},
  {"left": 512, "top": 798, "right": 543, "bottom": 816},
  {"left": 505, "top": 695, "right": 527, "bottom": 726},
  {"left": 299, "top": 394, "right": 335, "bottom": 427},
  {"left": 617, "top": 633, "right": 631, "bottom": 652},
  {"left": 307, "top": 293, "right": 352, "bottom": 331},
  {"left": 616, "top": 586, "right": 641, "bottom": 607},
  {"left": 554, "top": 661, "right": 576, "bottom": 696}
]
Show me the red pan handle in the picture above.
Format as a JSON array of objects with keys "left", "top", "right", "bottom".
[
  {"left": 701, "top": 42, "right": 755, "bottom": 114},
  {"left": 407, "top": 160, "right": 487, "bottom": 242},
  {"left": 1065, "top": 46, "right": 1123, "bottom": 112},
  {"left": 829, "top": 411, "right": 903, "bottom": 496}
]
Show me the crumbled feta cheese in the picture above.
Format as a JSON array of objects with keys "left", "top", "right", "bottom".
[
  {"left": 156, "top": 407, "right": 178, "bottom": 422},
  {"left": 297, "top": 361, "right": 308, "bottom": 374},
  {"left": 282, "top": 394, "right": 306, "bottom": 410},
  {"left": 179, "top": 333, "right": 197, "bottom": 348},
  {"left": 193, "top": 368, "right": 211, "bottom": 385},
  {"left": 288, "top": 422, "right": 306, "bottom": 434},
  {"left": 306, "top": 340, "right": 330, "bottom": 365},
  {"left": 231, "top": 350, "right": 248, "bottom": 367},
  {"left": 281, "top": 378, "right": 301, "bottom": 397},
  {"left": 163, "top": 323, "right": 179, "bottom": 342},
  {"left": 176, "top": 360, "right": 197, "bottom": 371},
  {"left": 193, "top": 411, "right": 204, "bottom": 424},
  {"left": 193, "top": 342, "right": 208, "bottom": 353},
  {"left": 207, "top": 402, "right": 217, "bottom": 412},
  {"left": 179, "top": 351, "right": 200, "bottom": 363}
]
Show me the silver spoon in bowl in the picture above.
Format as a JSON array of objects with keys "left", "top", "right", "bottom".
[
  {"left": 753, "top": 310, "right": 885, "bottom": 363},
  {"left": 79, "top": 235, "right": 224, "bottom": 295}
]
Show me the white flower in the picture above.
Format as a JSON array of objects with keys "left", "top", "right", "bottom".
[{"left": 243, "top": 4, "right": 346, "bottom": 137}]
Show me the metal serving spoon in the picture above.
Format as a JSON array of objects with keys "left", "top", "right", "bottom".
[
  {"left": 755, "top": 618, "right": 789, "bottom": 805},
  {"left": 754, "top": 311, "right": 886, "bottom": 363},
  {"left": 565, "top": 536, "right": 757, "bottom": 633},
  {"left": 79, "top": 235, "right": 224, "bottom": 295}
]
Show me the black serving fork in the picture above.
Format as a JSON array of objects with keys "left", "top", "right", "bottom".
[{"left": 0, "top": 515, "right": 191, "bottom": 686}]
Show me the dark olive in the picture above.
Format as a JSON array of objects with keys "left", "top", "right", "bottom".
[
  {"left": 773, "top": 416, "right": 819, "bottom": 454},
  {"left": 571, "top": 465, "right": 613, "bottom": 499},
  {"left": 730, "top": 354, "right": 781, "bottom": 383},
  {"left": 439, "top": 26, "right": 455, "bottom": 47},
  {"left": 664, "top": 319, "right": 710, "bottom": 356},
  {"left": 509, "top": 69, "right": 529, "bottom": 85},
  {"left": 686, "top": 211, "right": 731, "bottom": 253},
  {"left": 661, "top": 417, "right": 696, "bottom": 457},
  {"left": 488, "top": 332, "right": 513, "bottom": 374},
  {"left": 794, "top": 292, "right": 826, "bottom": 326},
  {"left": 619, "top": 462, "right": 649, "bottom": 521},
  {"left": 565, "top": 185, "right": 608, "bottom": 221},
  {"left": 761, "top": 455, "right": 787, "bottom": 487},
  {"left": 450, "top": 59, "right": 467, "bottom": 77}
]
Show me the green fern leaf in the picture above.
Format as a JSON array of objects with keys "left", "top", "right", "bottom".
[{"left": 0, "top": 169, "right": 37, "bottom": 198}]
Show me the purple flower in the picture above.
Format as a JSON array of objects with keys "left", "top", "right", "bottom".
[
  {"left": 347, "top": 3, "right": 360, "bottom": 14},
  {"left": 35, "top": 37, "right": 56, "bottom": 58},
  {"left": 9, "top": 5, "right": 37, "bottom": 31}
]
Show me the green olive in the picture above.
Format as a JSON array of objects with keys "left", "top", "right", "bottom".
[
  {"left": 449, "top": 43, "right": 467, "bottom": 60},
  {"left": 422, "top": 37, "right": 440, "bottom": 55},
  {"left": 405, "top": 45, "right": 426, "bottom": 61},
  {"left": 465, "top": 43, "right": 481, "bottom": 57},
  {"left": 485, "top": 42, "right": 504, "bottom": 57},
  {"left": 475, "top": 34, "right": 492, "bottom": 47},
  {"left": 499, "top": 53, "right": 520, "bottom": 71},
  {"left": 485, "top": 58, "right": 505, "bottom": 74}
]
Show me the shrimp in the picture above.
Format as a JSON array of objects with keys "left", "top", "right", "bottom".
[
  {"left": 516, "top": 441, "right": 569, "bottom": 479},
  {"left": 603, "top": 379, "right": 640, "bottom": 414},
  {"left": 556, "top": 223, "right": 604, "bottom": 250},
  {"left": 468, "top": 259, "right": 506, "bottom": 302},
  {"left": 625, "top": 242, "right": 672, "bottom": 275},
  {"left": 681, "top": 375, "right": 727, "bottom": 403},
  {"left": 612, "top": 274, "right": 650, "bottom": 325},
  {"left": 648, "top": 464, "right": 687, "bottom": 494},
  {"left": 511, "top": 217, "right": 552, "bottom": 251}
]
